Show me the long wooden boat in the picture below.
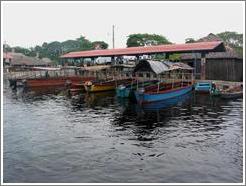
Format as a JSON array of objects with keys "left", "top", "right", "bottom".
[
  {"left": 134, "top": 81, "right": 193, "bottom": 104},
  {"left": 141, "top": 92, "right": 192, "bottom": 110},
  {"left": 84, "top": 78, "right": 133, "bottom": 93},
  {"left": 23, "top": 76, "right": 95, "bottom": 88},
  {"left": 221, "top": 91, "right": 243, "bottom": 99},
  {"left": 210, "top": 83, "right": 243, "bottom": 99}
]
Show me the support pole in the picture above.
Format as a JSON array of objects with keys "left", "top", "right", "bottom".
[
  {"left": 112, "top": 25, "right": 115, "bottom": 49},
  {"left": 201, "top": 52, "right": 206, "bottom": 80},
  {"left": 165, "top": 53, "right": 170, "bottom": 60}
]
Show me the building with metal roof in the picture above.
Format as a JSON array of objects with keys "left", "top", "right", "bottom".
[{"left": 60, "top": 41, "right": 225, "bottom": 59}]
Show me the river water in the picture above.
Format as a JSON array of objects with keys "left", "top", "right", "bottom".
[{"left": 3, "top": 83, "right": 243, "bottom": 183}]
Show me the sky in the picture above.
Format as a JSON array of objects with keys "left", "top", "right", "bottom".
[{"left": 2, "top": 1, "right": 244, "bottom": 49}]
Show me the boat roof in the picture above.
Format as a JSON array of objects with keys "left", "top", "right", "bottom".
[
  {"left": 80, "top": 65, "right": 111, "bottom": 71},
  {"left": 134, "top": 60, "right": 193, "bottom": 74},
  {"left": 31, "top": 67, "right": 61, "bottom": 71}
]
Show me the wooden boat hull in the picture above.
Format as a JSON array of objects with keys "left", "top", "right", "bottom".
[
  {"left": 221, "top": 92, "right": 243, "bottom": 99},
  {"left": 116, "top": 86, "right": 131, "bottom": 98},
  {"left": 24, "top": 77, "right": 95, "bottom": 88},
  {"left": 85, "top": 84, "right": 116, "bottom": 92},
  {"left": 135, "top": 85, "right": 193, "bottom": 104},
  {"left": 142, "top": 92, "right": 192, "bottom": 110},
  {"left": 85, "top": 79, "right": 133, "bottom": 93}
]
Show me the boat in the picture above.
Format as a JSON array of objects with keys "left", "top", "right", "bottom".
[
  {"left": 210, "top": 83, "right": 243, "bottom": 99},
  {"left": 84, "top": 80, "right": 116, "bottom": 92},
  {"left": 195, "top": 82, "right": 212, "bottom": 93},
  {"left": 23, "top": 76, "right": 95, "bottom": 89},
  {"left": 132, "top": 59, "right": 194, "bottom": 104},
  {"left": 135, "top": 81, "right": 193, "bottom": 104},
  {"left": 221, "top": 91, "right": 243, "bottom": 99},
  {"left": 141, "top": 92, "right": 192, "bottom": 111},
  {"left": 116, "top": 80, "right": 158, "bottom": 98},
  {"left": 220, "top": 84, "right": 243, "bottom": 99},
  {"left": 84, "top": 78, "right": 133, "bottom": 93}
]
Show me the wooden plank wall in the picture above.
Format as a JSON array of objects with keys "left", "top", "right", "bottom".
[
  {"left": 205, "top": 59, "right": 243, "bottom": 82},
  {"left": 182, "top": 58, "right": 243, "bottom": 82}
]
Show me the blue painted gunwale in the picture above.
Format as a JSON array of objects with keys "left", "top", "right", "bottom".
[
  {"left": 134, "top": 85, "right": 193, "bottom": 104},
  {"left": 194, "top": 82, "right": 212, "bottom": 92}
]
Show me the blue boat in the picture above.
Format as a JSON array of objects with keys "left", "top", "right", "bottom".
[
  {"left": 135, "top": 84, "right": 193, "bottom": 104},
  {"left": 195, "top": 82, "right": 212, "bottom": 93},
  {"left": 141, "top": 92, "right": 192, "bottom": 111},
  {"left": 116, "top": 84, "right": 131, "bottom": 98},
  {"left": 130, "top": 59, "right": 194, "bottom": 104}
]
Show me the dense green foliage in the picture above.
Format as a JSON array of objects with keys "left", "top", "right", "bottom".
[
  {"left": 185, "top": 32, "right": 243, "bottom": 57},
  {"left": 216, "top": 31, "right": 243, "bottom": 57},
  {"left": 126, "top": 33, "right": 171, "bottom": 47},
  {"left": 92, "top": 41, "right": 108, "bottom": 49},
  {"left": 4, "top": 36, "right": 109, "bottom": 62}
]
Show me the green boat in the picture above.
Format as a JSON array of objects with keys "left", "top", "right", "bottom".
[{"left": 116, "top": 80, "right": 158, "bottom": 98}]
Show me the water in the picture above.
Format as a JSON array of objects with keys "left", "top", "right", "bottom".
[{"left": 3, "top": 84, "right": 243, "bottom": 183}]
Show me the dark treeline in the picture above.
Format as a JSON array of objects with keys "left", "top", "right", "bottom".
[{"left": 4, "top": 36, "right": 109, "bottom": 63}]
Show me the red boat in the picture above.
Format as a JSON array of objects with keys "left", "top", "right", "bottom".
[{"left": 24, "top": 76, "right": 95, "bottom": 88}]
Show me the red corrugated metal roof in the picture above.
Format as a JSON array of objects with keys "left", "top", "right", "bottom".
[
  {"left": 60, "top": 41, "right": 225, "bottom": 58},
  {"left": 3, "top": 52, "right": 13, "bottom": 59}
]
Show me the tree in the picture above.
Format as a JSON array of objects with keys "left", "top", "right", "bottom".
[
  {"left": 217, "top": 31, "right": 243, "bottom": 47},
  {"left": 5, "top": 35, "right": 109, "bottom": 62},
  {"left": 126, "top": 33, "right": 171, "bottom": 47},
  {"left": 61, "top": 40, "right": 80, "bottom": 53},
  {"left": 13, "top": 46, "right": 31, "bottom": 55},
  {"left": 76, "top": 36, "right": 93, "bottom": 51},
  {"left": 185, "top": 38, "right": 196, "bottom": 43},
  {"left": 92, "top": 41, "right": 108, "bottom": 49},
  {"left": 217, "top": 31, "right": 243, "bottom": 57},
  {"left": 3, "top": 44, "right": 12, "bottom": 52}
]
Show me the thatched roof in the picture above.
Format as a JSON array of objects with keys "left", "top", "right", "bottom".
[
  {"left": 181, "top": 33, "right": 241, "bottom": 60},
  {"left": 9, "top": 53, "right": 52, "bottom": 66}
]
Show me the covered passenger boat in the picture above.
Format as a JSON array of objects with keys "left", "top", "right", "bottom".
[
  {"left": 133, "top": 60, "right": 194, "bottom": 104},
  {"left": 83, "top": 65, "right": 134, "bottom": 93}
]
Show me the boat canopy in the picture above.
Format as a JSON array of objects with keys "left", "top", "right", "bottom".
[
  {"left": 134, "top": 60, "right": 193, "bottom": 75},
  {"left": 80, "top": 65, "right": 111, "bottom": 71},
  {"left": 31, "top": 67, "right": 62, "bottom": 71}
]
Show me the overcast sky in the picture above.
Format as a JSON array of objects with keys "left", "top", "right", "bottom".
[{"left": 2, "top": 1, "right": 244, "bottom": 49}]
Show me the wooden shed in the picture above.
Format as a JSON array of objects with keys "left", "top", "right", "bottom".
[{"left": 180, "top": 34, "right": 243, "bottom": 82}]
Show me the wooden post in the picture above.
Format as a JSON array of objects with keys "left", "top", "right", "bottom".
[
  {"left": 201, "top": 52, "right": 206, "bottom": 80},
  {"left": 165, "top": 53, "right": 169, "bottom": 60}
]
